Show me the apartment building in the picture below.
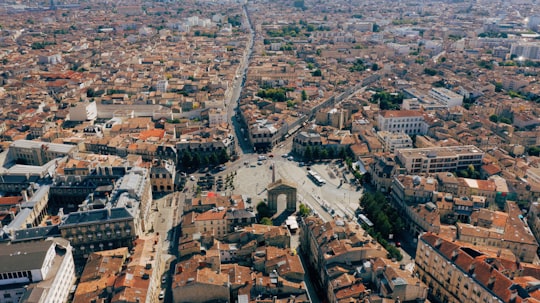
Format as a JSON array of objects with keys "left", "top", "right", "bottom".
[
  {"left": 208, "top": 108, "right": 228, "bottom": 127},
  {"left": 172, "top": 255, "right": 230, "bottom": 303},
  {"left": 367, "top": 257, "right": 428, "bottom": 302},
  {"left": 0, "top": 238, "right": 75, "bottom": 303},
  {"left": 176, "top": 131, "right": 235, "bottom": 160},
  {"left": 59, "top": 207, "right": 139, "bottom": 260},
  {"left": 182, "top": 207, "right": 256, "bottom": 239},
  {"left": 150, "top": 160, "right": 175, "bottom": 193},
  {"left": 435, "top": 173, "right": 497, "bottom": 206},
  {"left": 300, "top": 217, "right": 387, "bottom": 303},
  {"left": 59, "top": 168, "right": 151, "bottom": 260},
  {"left": 510, "top": 42, "right": 540, "bottom": 60},
  {"left": 377, "top": 110, "right": 428, "bottom": 135},
  {"left": 391, "top": 175, "right": 438, "bottom": 206},
  {"left": 457, "top": 201, "right": 538, "bottom": 263},
  {"left": 7, "top": 140, "right": 78, "bottom": 166},
  {"left": 428, "top": 87, "right": 463, "bottom": 108},
  {"left": 376, "top": 131, "right": 413, "bottom": 153},
  {"left": 416, "top": 233, "right": 540, "bottom": 303},
  {"left": 396, "top": 145, "right": 484, "bottom": 174}
]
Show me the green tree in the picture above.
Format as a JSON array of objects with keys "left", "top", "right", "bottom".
[
  {"left": 313, "top": 146, "right": 321, "bottom": 160},
  {"left": 181, "top": 151, "right": 193, "bottom": 169},
  {"left": 312, "top": 69, "right": 322, "bottom": 77},
  {"left": 494, "top": 82, "right": 503, "bottom": 92},
  {"left": 260, "top": 217, "right": 273, "bottom": 225},
  {"left": 424, "top": 68, "right": 437, "bottom": 76},
  {"left": 528, "top": 146, "right": 540, "bottom": 156},
  {"left": 457, "top": 169, "right": 469, "bottom": 178},
  {"left": 303, "top": 146, "right": 313, "bottom": 161},
  {"left": 218, "top": 149, "right": 230, "bottom": 163},
  {"left": 256, "top": 202, "right": 272, "bottom": 219},
  {"left": 298, "top": 204, "right": 310, "bottom": 217},
  {"left": 500, "top": 117, "right": 512, "bottom": 124},
  {"left": 320, "top": 148, "right": 329, "bottom": 159},
  {"left": 489, "top": 114, "right": 499, "bottom": 123},
  {"left": 301, "top": 90, "right": 308, "bottom": 101}
]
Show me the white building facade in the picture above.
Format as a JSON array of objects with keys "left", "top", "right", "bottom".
[
  {"left": 428, "top": 87, "right": 464, "bottom": 108},
  {"left": 377, "top": 110, "right": 428, "bottom": 135},
  {"left": 0, "top": 238, "right": 75, "bottom": 303}
]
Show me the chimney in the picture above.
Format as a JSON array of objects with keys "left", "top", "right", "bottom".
[
  {"left": 22, "top": 190, "right": 28, "bottom": 202},
  {"left": 451, "top": 249, "right": 458, "bottom": 261},
  {"left": 497, "top": 249, "right": 502, "bottom": 257},
  {"left": 488, "top": 275, "right": 496, "bottom": 290},
  {"left": 510, "top": 288, "right": 518, "bottom": 301},
  {"left": 106, "top": 204, "right": 112, "bottom": 218},
  {"left": 469, "top": 263, "right": 475, "bottom": 275}
]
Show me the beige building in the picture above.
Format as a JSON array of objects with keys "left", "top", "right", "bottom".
[
  {"left": 370, "top": 258, "right": 428, "bottom": 302},
  {"left": 456, "top": 201, "right": 538, "bottom": 263},
  {"left": 73, "top": 234, "right": 162, "bottom": 303},
  {"left": 8, "top": 140, "right": 78, "bottom": 166},
  {"left": 172, "top": 255, "right": 229, "bottom": 303},
  {"left": 300, "top": 217, "right": 387, "bottom": 303},
  {"left": 396, "top": 145, "right": 484, "bottom": 174},
  {"left": 376, "top": 131, "right": 413, "bottom": 153},
  {"left": 391, "top": 174, "right": 438, "bottom": 206},
  {"left": 416, "top": 232, "right": 540, "bottom": 303}
]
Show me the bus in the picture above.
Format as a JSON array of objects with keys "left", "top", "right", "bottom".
[
  {"left": 357, "top": 214, "right": 374, "bottom": 227},
  {"left": 308, "top": 171, "right": 326, "bottom": 186}
]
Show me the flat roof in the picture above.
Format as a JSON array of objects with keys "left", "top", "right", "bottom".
[
  {"left": 10, "top": 140, "right": 76, "bottom": 154},
  {"left": 0, "top": 240, "right": 52, "bottom": 273}
]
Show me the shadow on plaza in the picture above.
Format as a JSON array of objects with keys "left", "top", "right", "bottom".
[{"left": 272, "top": 209, "right": 296, "bottom": 226}]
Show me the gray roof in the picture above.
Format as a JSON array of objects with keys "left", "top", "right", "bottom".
[
  {"left": 225, "top": 209, "right": 255, "bottom": 220},
  {"left": 12, "top": 226, "right": 60, "bottom": 242},
  {"left": 61, "top": 207, "right": 133, "bottom": 226},
  {"left": 10, "top": 140, "right": 77, "bottom": 154},
  {"left": 0, "top": 240, "right": 53, "bottom": 273}
]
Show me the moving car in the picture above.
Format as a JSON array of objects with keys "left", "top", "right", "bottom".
[{"left": 159, "top": 290, "right": 165, "bottom": 300}]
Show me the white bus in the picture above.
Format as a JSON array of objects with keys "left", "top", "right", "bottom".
[{"left": 308, "top": 171, "right": 326, "bottom": 186}]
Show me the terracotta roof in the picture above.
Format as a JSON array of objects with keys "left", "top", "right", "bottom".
[{"left": 380, "top": 109, "right": 423, "bottom": 118}]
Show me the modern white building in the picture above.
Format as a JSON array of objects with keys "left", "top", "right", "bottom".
[
  {"left": 377, "top": 110, "right": 428, "bottom": 135},
  {"left": 396, "top": 145, "right": 484, "bottom": 174},
  {"left": 0, "top": 238, "right": 76, "bottom": 303},
  {"left": 510, "top": 42, "right": 540, "bottom": 60},
  {"left": 376, "top": 131, "right": 413, "bottom": 153},
  {"left": 401, "top": 98, "right": 421, "bottom": 110},
  {"left": 428, "top": 87, "right": 463, "bottom": 108},
  {"left": 68, "top": 101, "right": 98, "bottom": 121}
]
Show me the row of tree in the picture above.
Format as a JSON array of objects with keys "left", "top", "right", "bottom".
[
  {"left": 359, "top": 192, "right": 404, "bottom": 261},
  {"left": 257, "top": 87, "right": 292, "bottom": 102},
  {"left": 298, "top": 145, "right": 352, "bottom": 161},
  {"left": 177, "top": 149, "right": 229, "bottom": 171}
]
